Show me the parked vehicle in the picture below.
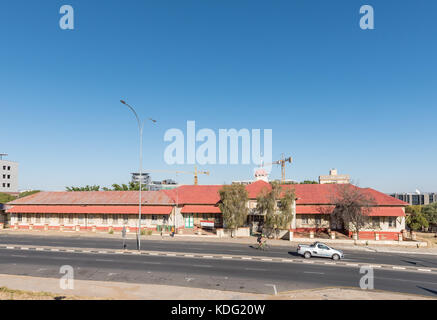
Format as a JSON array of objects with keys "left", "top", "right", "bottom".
[{"left": 297, "top": 242, "right": 344, "bottom": 260}]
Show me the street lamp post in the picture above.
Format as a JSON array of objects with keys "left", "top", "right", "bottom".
[{"left": 120, "top": 100, "right": 156, "bottom": 251}]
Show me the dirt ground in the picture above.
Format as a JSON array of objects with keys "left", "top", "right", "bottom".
[{"left": 416, "top": 232, "right": 437, "bottom": 247}]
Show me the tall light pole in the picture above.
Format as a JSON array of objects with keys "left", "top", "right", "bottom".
[{"left": 120, "top": 100, "right": 156, "bottom": 251}]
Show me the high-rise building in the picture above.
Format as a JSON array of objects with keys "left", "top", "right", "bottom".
[
  {"left": 0, "top": 155, "right": 19, "bottom": 193},
  {"left": 390, "top": 193, "right": 437, "bottom": 206}
]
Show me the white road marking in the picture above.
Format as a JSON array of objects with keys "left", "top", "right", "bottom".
[
  {"left": 98, "top": 251, "right": 107, "bottom": 254},
  {"left": 265, "top": 284, "right": 277, "bottom": 296},
  {"left": 36, "top": 248, "right": 44, "bottom": 251},
  {"left": 222, "top": 256, "right": 233, "bottom": 259},
  {"left": 20, "top": 247, "right": 29, "bottom": 250},
  {"left": 192, "top": 264, "right": 212, "bottom": 268},
  {"left": 304, "top": 271, "right": 325, "bottom": 274},
  {"left": 242, "top": 257, "right": 252, "bottom": 260},
  {"left": 148, "top": 252, "right": 158, "bottom": 256},
  {"left": 184, "top": 254, "right": 194, "bottom": 257},
  {"left": 51, "top": 248, "right": 59, "bottom": 252},
  {"left": 346, "top": 263, "right": 359, "bottom": 266},
  {"left": 261, "top": 258, "right": 273, "bottom": 261},
  {"left": 96, "top": 259, "right": 114, "bottom": 262},
  {"left": 6, "top": 246, "right": 14, "bottom": 249},
  {"left": 392, "top": 266, "right": 406, "bottom": 270},
  {"left": 417, "top": 268, "right": 431, "bottom": 272},
  {"left": 203, "top": 255, "right": 213, "bottom": 258},
  {"left": 166, "top": 253, "right": 176, "bottom": 256}
]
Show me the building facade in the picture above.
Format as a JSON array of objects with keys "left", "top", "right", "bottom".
[
  {"left": 319, "top": 169, "right": 350, "bottom": 184},
  {"left": 0, "top": 159, "right": 19, "bottom": 193},
  {"left": 6, "top": 181, "right": 407, "bottom": 240},
  {"left": 390, "top": 193, "right": 437, "bottom": 206}
]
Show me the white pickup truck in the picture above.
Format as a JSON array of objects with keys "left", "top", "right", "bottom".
[{"left": 297, "top": 242, "right": 344, "bottom": 260}]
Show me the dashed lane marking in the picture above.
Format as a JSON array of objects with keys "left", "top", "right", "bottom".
[{"left": 2, "top": 245, "right": 437, "bottom": 274}]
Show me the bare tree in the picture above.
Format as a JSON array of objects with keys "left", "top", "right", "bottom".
[{"left": 330, "top": 184, "right": 376, "bottom": 239}]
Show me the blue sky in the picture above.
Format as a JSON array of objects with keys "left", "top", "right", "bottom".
[{"left": 1, "top": 0, "right": 436, "bottom": 192}]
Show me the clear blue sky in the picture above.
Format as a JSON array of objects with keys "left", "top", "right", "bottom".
[{"left": 1, "top": 0, "right": 436, "bottom": 192}]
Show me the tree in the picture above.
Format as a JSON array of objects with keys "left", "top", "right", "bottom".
[
  {"left": 407, "top": 212, "right": 429, "bottom": 231},
  {"left": 300, "top": 180, "right": 318, "bottom": 184},
  {"left": 18, "top": 190, "right": 40, "bottom": 198},
  {"left": 256, "top": 182, "right": 295, "bottom": 238},
  {"left": 219, "top": 184, "right": 249, "bottom": 237},
  {"left": 66, "top": 185, "right": 101, "bottom": 191},
  {"left": 330, "top": 184, "right": 376, "bottom": 240},
  {"left": 0, "top": 192, "right": 16, "bottom": 203},
  {"left": 422, "top": 203, "right": 437, "bottom": 226}
]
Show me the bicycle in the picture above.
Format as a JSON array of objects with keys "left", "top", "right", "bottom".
[{"left": 255, "top": 241, "right": 269, "bottom": 251}]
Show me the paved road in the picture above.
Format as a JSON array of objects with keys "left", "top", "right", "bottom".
[
  {"left": 0, "top": 247, "right": 436, "bottom": 297},
  {"left": 1, "top": 234, "right": 437, "bottom": 268}
]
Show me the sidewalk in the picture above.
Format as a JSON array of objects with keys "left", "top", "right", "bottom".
[
  {"left": 1, "top": 229, "right": 436, "bottom": 255},
  {"left": 0, "top": 274, "right": 434, "bottom": 300}
]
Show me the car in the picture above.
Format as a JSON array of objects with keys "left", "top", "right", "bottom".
[{"left": 297, "top": 242, "right": 344, "bottom": 260}]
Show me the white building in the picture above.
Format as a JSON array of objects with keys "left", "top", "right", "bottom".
[{"left": 0, "top": 158, "right": 19, "bottom": 193}]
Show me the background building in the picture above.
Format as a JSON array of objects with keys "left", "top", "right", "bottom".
[
  {"left": 390, "top": 193, "right": 437, "bottom": 206},
  {"left": 319, "top": 169, "right": 350, "bottom": 184},
  {"left": 0, "top": 155, "right": 19, "bottom": 193}
]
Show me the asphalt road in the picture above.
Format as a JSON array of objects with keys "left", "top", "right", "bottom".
[
  {"left": 1, "top": 247, "right": 436, "bottom": 297},
  {"left": 1, "top": 234, "right": 437, "bottom": 269}
]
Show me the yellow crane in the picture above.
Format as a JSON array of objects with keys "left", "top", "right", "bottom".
[
  {"left": 259, "top": 154, "right": 292, "bottom": 183},
  {"left": 145, "top": 166, "right": 210, "bottom": 185}
]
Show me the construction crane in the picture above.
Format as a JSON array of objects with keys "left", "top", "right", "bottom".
[
  {"left": 144, "top": 166, "right": 210, "bottom": 185},
  {"left": 259, "top": 154, "right": 292, "bottom": 183}
]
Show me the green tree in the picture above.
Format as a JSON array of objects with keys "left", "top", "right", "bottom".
[
  {"left": 422, "top": 203, "right": 437, "bottom": 226},
  {"left": 0, "top": 192, "right": 16, "bottom": 203},
  {"left": 407, "top": 212, "right": 429, "bottom": 231},
  {"left": 300, "top": 180, "right": 318, "bottom": 184},
  {"left": 406, "top": 205, "right": 422, "bottom": 215},
  {"left": 18, "top": 190, "right": 40, "bottom": 198},
  {"left": 256, "top": 182, "right": 295, "bottom": 238},
  {"left": 219, "top": 184, "right": 249, "bottom": 237},
  {"left": 66, "top": 185, "right": 100, "bottom": 191}
]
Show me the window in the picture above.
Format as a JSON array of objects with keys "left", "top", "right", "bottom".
[
  {"left": 2, "top": 183, "right": 5, "bottom": 187},
  {"left": 79, "top": 215, "right": 84, "bottom": 225},
  {"left": 36, "top": 214, "right": 41, "bottom": 223},
  {"left": 151, "top": 215, "right": 158, "bottom": 225},
  {"left": 7, "top": 175, "right": 10, "bottom": 179},
  {"left": 59, "top": 214, "right": 64, "bottom": 225},
  {"left": 68, "top": 214, "right": 73, "bottom": 224},
  {"left": 113, "top": 215, "right": 118, "bottom": 224},
  {"left": 301, "top": 215, "right": 309, "bottom": 225},
  {"left": 7, "top": 183, "right": 10, "bottom": 188},
  {"left": 372, "top": 217, "right": 380, "bottom": 228},
  {"left": 102, "top": 215, "right": 107, "bottom": 225},
  {"left": 7, "top": 166, "right": 10, "bottom": 170},
  {"left": 123, "top": 216, "right": 128, "bottom": 225},
  {"left": 2, "top": 175, "right": 5, "bottom": 179},
  {"left": 88, "top": 215, "right": 94, "bottom": 225},
  {"left": 17, "top": 213, "right": 22, "bottom": 222},
  {"left": 388, "top": 217, "right": 396, "bottom": 228},
  {"left": 2, "top": 166, "right": 5, "bottom": 170},
  {"left": 318, "top": 244, "right": 329, "bottom": 250},
  {"left": 315, "top": 216, "right": 321, "bottom": 225}
]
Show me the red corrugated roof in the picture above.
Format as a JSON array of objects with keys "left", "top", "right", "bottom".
[
  {"left": 7, "top": 205, "right": 173, "bottom": 215},
  {"left": 181, "top": 205, "right": 221, "bottom": 214},
  {"left": 7, "top": 191, "right": 174, "bottom": 205},
  {"left": 296, "top": 205, "right": 335, "bottom": 214},
  {"left": 164, "top": 185, "right": 222, "bottom": 205},
  {"left": 365, "top": 207, "right": 405, "bottom": 217}
]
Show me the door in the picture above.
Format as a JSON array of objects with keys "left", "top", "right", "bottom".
[
  {"left": 317, "top": 244, "right": 331, "bottom": 257},
  {"left": 184, "top": 214, "right": 194, "bottom": 228}
]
